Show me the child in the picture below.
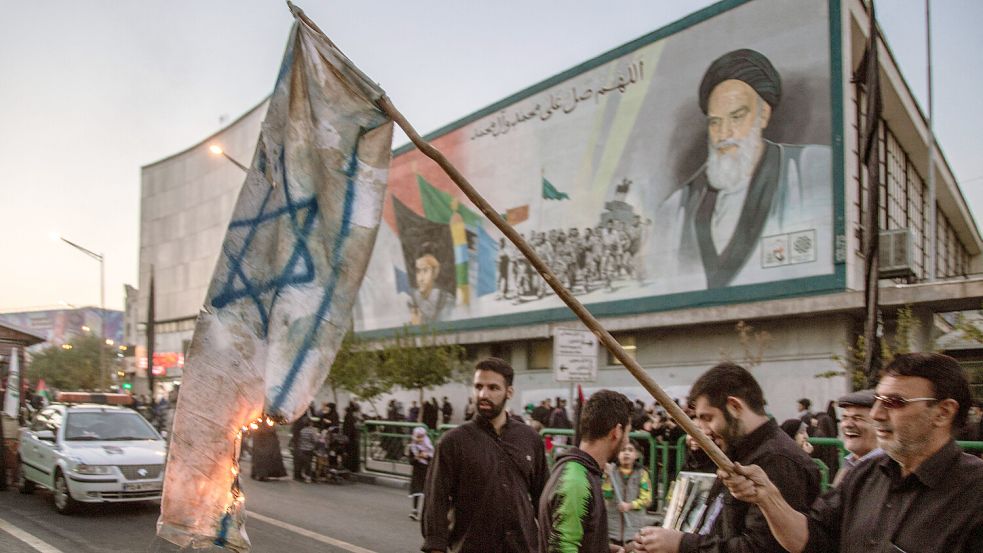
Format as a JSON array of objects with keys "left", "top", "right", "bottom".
[
  {"left": 295, "top": 419, "right": 319, "bottom": 482},
  {"left": 407, "top": 426, "right": 433, "bottom": 521},
  {"left": 602, "top": 440, "right": 652, "bottom": 546},
  {"left": 312, "top": 429, "right": 331, "bottom": 482}
]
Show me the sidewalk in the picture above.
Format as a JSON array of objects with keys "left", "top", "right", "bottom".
[{"left": 245, "top": 448, "right": 409, "bottom": 491}]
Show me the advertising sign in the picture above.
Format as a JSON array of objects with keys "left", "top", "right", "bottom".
[
  {"left": 355, "top": 0, "right": 838, "bottom": 334},
  {"left": 553, "top": 329, "right": 598, "bottom": 383},
  {"left": 138, "top": 351, "right": 185, "bottom": 376}
]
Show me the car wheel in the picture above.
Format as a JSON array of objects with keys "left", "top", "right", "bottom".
[
  {"left": 52, "top": 470, "right": 79, "bottom": 515},
  {"left": 17, "top": 459, "right": 35, "bottom": 494}
]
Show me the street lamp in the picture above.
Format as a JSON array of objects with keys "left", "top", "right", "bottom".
[
  {"left": 51, "top": 231, "right": 107, "bottom": 389},
  {"left": 208, "top": 144, "right": 248, "bottom": 173}
]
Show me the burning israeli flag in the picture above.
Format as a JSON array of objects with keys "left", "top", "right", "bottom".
[{"left": 157, "top": 4, "right": 392, "bottom": 550}]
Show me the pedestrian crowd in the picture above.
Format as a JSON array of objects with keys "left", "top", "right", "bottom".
[{"left": 3, "top": 349, "right": 981, "bottom": 552}]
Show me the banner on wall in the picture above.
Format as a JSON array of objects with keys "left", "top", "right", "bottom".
[{"left": 355, "top": 0, "right": 837, "bottom": 333}]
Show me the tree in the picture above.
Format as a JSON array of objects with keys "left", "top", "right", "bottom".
[
  {"left": 953, "top": 308, "right": 983, "bottom": 344},
  {"left": 383, "top": 326, "right": 467, "bottom": 421},
  {"left": 719, "top": 320, "right": 772, "bottom": 369},
  {"left": 826, "top": 305, "right": 922, "bottom": 389},
  {"left": 28, "top": 335, "right": 113, "bottom": 391},
  {"left": 330, "top": 332, "right": 393, "bottom": 418}
]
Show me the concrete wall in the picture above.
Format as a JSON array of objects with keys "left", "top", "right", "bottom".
[
  {"left": 367, "top": 314, "right": 852, "bottom": 427},
  {"left": 138, "top": 101, "right": 267, "bottom": 325}
]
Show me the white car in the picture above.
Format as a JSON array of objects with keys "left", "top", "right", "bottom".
[{"left": 18, "top": 401, "right": 167, "bottom": 514}]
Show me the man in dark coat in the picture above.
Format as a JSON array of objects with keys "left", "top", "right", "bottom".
[
  {"left": 440, "top": 396, "right": 453, "bottom": 424},
  {"left": 634, "top": 363, "right": 819, "bottom": 553},
  {"left": 422, "top": 358, "right": 547, "bottom": 553}
]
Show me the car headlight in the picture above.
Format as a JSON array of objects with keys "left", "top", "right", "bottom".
[{"left": 74, "top": 464, "right": 113, "bottom": 475}]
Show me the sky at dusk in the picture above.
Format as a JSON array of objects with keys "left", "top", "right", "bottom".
[{"left": 1, "top": 0, "right": 980, "bottom": 312}]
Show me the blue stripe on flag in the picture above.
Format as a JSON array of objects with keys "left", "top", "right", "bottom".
[{"left": 269, "top": 147, "right": 359, "bottom": 415}]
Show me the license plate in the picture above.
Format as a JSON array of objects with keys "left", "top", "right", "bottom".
[{"left": 123, "top": 482, "right": 162, "bottom": 492}]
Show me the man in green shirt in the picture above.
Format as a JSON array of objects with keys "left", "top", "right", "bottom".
[{"left": 538, "top": 390, "right": 633, "bottom": 553}]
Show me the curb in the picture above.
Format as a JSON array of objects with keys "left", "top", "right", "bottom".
[
  {"left": 353, "top": 472, "right": 410, "bottom": 490},
  {"left": 276, "top": 450, "right": 410, "bottom": 490}
]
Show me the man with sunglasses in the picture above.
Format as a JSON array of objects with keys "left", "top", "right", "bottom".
[{"left": 718, "top": 352, "right": 983, "bottom": 553}]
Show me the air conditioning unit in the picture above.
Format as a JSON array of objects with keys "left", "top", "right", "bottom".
[{"left": 878, "top": 228, "right": 915, "bottom": 279}]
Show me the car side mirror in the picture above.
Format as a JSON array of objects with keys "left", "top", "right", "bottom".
[{"left": 35, "top": 430, "right": 56, "bottom": 442}]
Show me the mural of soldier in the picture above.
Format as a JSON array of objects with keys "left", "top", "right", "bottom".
[
  {"left": 409, "top": 243, "right": 455, "bottom": 324},
  {"left": 392, "top": 197, "right": 457, "bottom": 324}
]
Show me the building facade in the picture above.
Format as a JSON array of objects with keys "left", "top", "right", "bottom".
[{"left": 134, "top": 0, "right": 982, "bottom": 423}]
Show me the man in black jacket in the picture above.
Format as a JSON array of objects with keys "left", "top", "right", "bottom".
[
  {"left": 634, "top": 362, "right": 820, "bottom": 553},
  {"left": 538, "top": 389, "right": 634, "bottom": 553},
  {"left": 421, "top": 357, "right": 548, "bottom": 553}
]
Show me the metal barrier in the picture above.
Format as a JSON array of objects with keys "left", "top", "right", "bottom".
[
  {"left": 812, "top": 459, "right": 830, "bottom": 491},
  {"left": 361, "top": 423, "right": 983, "bottom": 498},
  {"left": 957, "top": 440, "right": 983, "bottom": 452},
  {"left": 359, "top": 420, "right": 433, "bottom": 478}
]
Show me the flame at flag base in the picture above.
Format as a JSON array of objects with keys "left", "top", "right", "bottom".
[{"left": 156, "top": 6, "right": 392, "bottom": 551}]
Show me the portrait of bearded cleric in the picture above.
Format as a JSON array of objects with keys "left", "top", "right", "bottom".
[{"left": 655, "top": 49, "right": 832, "bottom": 290}]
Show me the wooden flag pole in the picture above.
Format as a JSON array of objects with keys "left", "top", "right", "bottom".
[{"left": 376, "top": 94, "right": 735, "bottom": 474}]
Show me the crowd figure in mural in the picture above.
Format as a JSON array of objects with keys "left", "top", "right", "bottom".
[{"left": 496, "top": 215, "right": 651, "bottom": 304}]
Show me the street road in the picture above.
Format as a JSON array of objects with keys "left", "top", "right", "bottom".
[{"left": 0, "top": 461, "right": 420, "bottom": 553}]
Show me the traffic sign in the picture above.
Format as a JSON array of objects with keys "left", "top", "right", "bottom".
[{"left": 553, "top": 328, "right": 598, "bottom": 382}]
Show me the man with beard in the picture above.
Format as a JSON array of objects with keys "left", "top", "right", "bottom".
[
  {"left": 719, "top": 352, "right": 983, "bottom": 553},
  {"left": 634, "top": 362, "right": 819, "bottom": 553},
  {"left": 655, "top": 49, "right": 831, "bottom": 290},
  {"left": 830, "top": 389, "right": 880, "bottom": 487},
  {"left": 421, "top": 357, "right": 548, "bottom": 553},
  {"left": 538, "top": 389, "right": 633, "bottom": 553}
]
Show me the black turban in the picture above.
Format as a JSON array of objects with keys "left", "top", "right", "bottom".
[{"left": 698, "top": 48, "right": 781, "bottom": 114}]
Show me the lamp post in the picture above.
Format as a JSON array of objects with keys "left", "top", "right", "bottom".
[
  {"left": 51, "top": 232, "right": 107, "bottom": 390},
  {"left": 208, "top": 144, "right": 248, "bottom": 173}
]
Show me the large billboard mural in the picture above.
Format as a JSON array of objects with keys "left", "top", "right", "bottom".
[{"left": 355, "top": 0, "right": 840, "bottom": 333}]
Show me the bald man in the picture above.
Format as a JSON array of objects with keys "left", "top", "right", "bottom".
[{"left": 656, "top": 49, "right": 832, "bottom": 290}]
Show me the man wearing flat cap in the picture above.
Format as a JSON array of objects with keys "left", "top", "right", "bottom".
[
  {"left": 657, "top": 49, "right": 831, "bottom": 289},
  {"left": 830, "top": 389, "right": 880, "bottom": 487}
]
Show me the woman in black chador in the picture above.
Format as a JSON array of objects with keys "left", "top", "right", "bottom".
[{"left": 250, "top": 422, "right": 287, "bottom": 481}]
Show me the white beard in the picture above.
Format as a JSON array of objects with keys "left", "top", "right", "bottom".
[
  {"left": 705, "top": 123, "right": 765, "bottom": 253},
  {"left": 705, "top": 123, "right": 763, "bottom": 193}
]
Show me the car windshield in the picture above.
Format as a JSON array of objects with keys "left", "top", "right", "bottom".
[{"left": 64, "top": 411, "right": 161, "bottom": 441}]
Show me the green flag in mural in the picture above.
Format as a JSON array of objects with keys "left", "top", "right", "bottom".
[
  {"left": 542, "top": 177, "right": 570, "bottom": 200},
  {"left": 417, "top": 174, "right": 481, "bottom": 226}
]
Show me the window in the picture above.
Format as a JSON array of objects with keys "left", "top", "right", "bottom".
[
  {"left": 490, "top": 342, "right": 511, "bottom": 361},
  {"left": 854, "top": 82, "right": 970, "bottom": 281},
  {"left": 527, "top": 339, "right": 552, "bottom": 370},
  {"left": 607, "top": 334, "right": 636, "bottom": 366}
]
